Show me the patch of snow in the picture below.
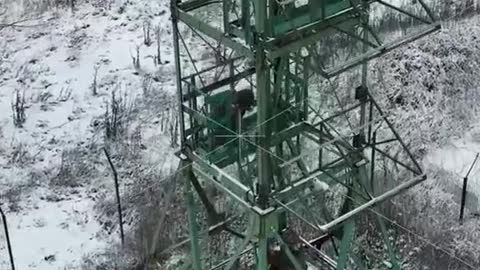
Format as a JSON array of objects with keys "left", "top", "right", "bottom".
[
  {"left": 0, "top": 188, "right": 106, "bottom": 270},
  {"left": 0, "top": 0, "right": 184, "bottom": 268},
  {"left": 425, "top": 129, "right": 480, "bottom": 210}
]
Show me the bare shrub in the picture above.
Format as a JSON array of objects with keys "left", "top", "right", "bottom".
[
  {"left": 91, "top": 64, "right": 100, "bottom": 96},
  {"left": 2, "top": 186, "right": 22, "bottom": 212},
  {"left": 370, "top": 22, "right": 480, "bottom": 156},
  {"left": 111, "top": 123, "right": 144, "bottom": 162},
  {"left": 78, "top": 249, "right": 135, "bottom": 270},
  {"left": 104, "top": 86, "right": 132, "bottom": 141},
  {"left": 369, "top": 165, "right": 480, "bottom": 268},
  {"left": 93, "top": 158, "right": 186, "bottom": 267},
  {"left": 8, "top": 143, "right": 32, "bottom": 167},
  {"left": 131, "top": 45, "right": 141, "bottom": 69},
  {"left": 168, "top": 115, "right": 179, "bottom": 148},
  {"left": 1, "top": 168, "right": 46, "bottom": 212},
  {"left": 143, "top": 20, "right": 152, "bottom": 47},
  {"left": 158, "top": 104, "right": 179, "bottom": 148},
  {"left": 51, "top": 148, "right": 96, "bottom": 187},
  {"left": 90, "top": 0, "right": 114, "bottom": 10},
  {"left": 142, "top": 74, "right": 153, "bottom": 97},
  {"left": 126, "top": 172, "right": 185, "bottom": 266},
  {"left": 155, "top": 25, "right": 162, "bottom": 65},
  {"left": 11, "top": 88, "right": 26, "bottom": 127},
  {"left": 58, "top": 85, "right": 73, "bottom": 102}
]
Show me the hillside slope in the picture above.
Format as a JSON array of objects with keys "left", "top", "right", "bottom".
[
  {"left": 1, "top": 1, "right": 480, "bottom": 269},
  {"left": 0, "top": 1, "right": 184, "bottom": 269}
]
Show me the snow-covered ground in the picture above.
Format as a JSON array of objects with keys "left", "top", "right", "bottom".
[
  {"left": 0, "top": 0, "right": 185, "bottom": 269},
  {"left": 0, "top": 194, "right": 105, "bottom": 269},
  {"left": 425, "top": 125, "right": 480, "bottom": 212},
  {"left": 1, "top": 0, "right": 480, "bottom": 269}
]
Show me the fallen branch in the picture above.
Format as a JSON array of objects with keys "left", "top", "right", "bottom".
[{"left": 0, "top": 18, "right": 45, "bottom": 32}]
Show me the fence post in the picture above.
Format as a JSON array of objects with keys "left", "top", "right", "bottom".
[
  {"left": 460, "top": 153, "right": 479, "bottom": 224},
  {"left": 0, "top": 206, "right": 15, "bottom": 270},
  {"left": 460, "top": 177, "right": 468, "bottom": 223},
  {"left": 103, "top": 148, "right": 125, "bottom": 246}
]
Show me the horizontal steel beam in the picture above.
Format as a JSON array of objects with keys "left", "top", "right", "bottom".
[
  {"left": 177, "top": 9, "right": 253, "bottom": 59},
  {"left": 267, "top": 11, "right": 362, "bottom": 59},
  {"left": 323, "top": 23, "right": 441, "bottom": 77},
  {"left": 181, "top": 56, "right": 244, "bottom": 81},
  {"left": 300, "top": 236, "right": 337, "bottom": 269},
  {"left": 178, "top": 0, "right": 218, "bottom": 12},
  {"left": 186, "top": 149, "right": 256, "bottom": 208},
  {"left": 182, "top": 67, "right": 255, "bottom": 101},
  {"left": 269, "top": 122, "right": 306, "bottom": 146},
  {"left": 273, "top": 158, "right": 348, "bottom": 202},
  {"left": 318, "top": 174, "right": 427, "bottom": 232}
]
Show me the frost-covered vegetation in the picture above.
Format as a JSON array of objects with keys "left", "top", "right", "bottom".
[{"left": 1, "top": 0, "right": 480, "bottom": 269}]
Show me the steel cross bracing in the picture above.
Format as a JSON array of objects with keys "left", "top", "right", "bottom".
[{"left": 170, "top": 0, "right": 439, "bottom": 269}]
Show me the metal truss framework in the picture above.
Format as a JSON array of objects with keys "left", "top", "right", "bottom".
[{"left": 170, "top": 0, "right": 439, "bottom": 269}]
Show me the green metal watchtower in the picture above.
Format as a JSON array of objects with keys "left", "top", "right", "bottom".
[{"left": 170, "top": 0, "right": 440, "bottom": 269}]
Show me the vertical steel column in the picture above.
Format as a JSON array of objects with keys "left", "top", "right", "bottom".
[
  {"left": 172, "top": 1, "right": 200, "bottom": 267},
  {"left": 255, "top": 1, "right": 271, "bottom": 269},
  {"left": 185, "top": 164, "right": 203, "bottom": 270},
  {"left": 255, "top": 0, "right": 270, "bottom": 210},
  {"left": 359, "top": 1, "right": 369, "bottom": 139},
  {"left": 171, "top": 0, "right": 186, "bottom": 146},
  {"left": 256, "top": 217, "right": 269, "bottom": 270},
  {"left": 223, "top": 0, "right": 230, "bottom": 35},
  {"left": 358, "top": 0, "right": 371, "bottom": 196}
]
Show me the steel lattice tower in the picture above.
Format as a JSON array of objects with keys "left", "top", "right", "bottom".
[{"left": 170, "top": 0, "right": 440, "bottom": 269}]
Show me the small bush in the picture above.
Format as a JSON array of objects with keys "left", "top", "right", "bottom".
[
  {"left": 131, "top": 45, "right": 141, "bottom": 69},
  {"left": 155, "top": 25, "right": 162, "bottom": 65},
  {"left": 142, "top": 74, "right": 153, "bottom": 97},
  {"left": 104, "top": 86, "right": 132, "bottom": 141},
  {"left": 2, "top": 186, "right": 22, "bottom": 212},
  {"left": 157, "top": 101, "right": 179, "bottom": 148},
  {"left": 11, "top": 88, "right": 26, "bottom": 127},
  {"left": 50, "top": 148, "right": 96, "bottom": 187},
  {"left": 8, "top": 143, "right": 34, "bottom": 167},
  {"left": 143, "top": 20, "right": 152, "bottom": 47},
  {"left": 91, "top": 64, "right": 100, "bottom": 96}
]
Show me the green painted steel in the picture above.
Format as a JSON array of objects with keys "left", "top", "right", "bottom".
[
  {"left": 271, "top": 0, "right": 351, "bottom": 36},
  {"left": 275, "top": 232, "right": 307, "bottom": 270},
  {"left": 336, "top": 221, "right": 355, "bottom": 270},
  {"left": 185, "top": 165, "right": 203, "bottom": 270},
  {"left": 170, "top": 0, "right": 440, "bottom": 268}
]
